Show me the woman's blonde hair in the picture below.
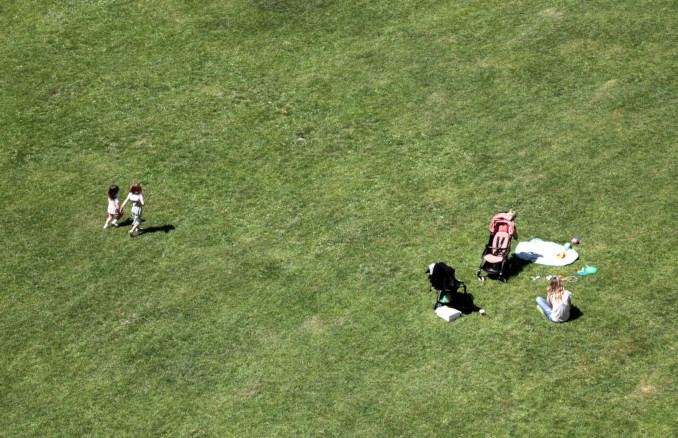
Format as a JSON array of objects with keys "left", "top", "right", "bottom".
[{"left": 547, "top": 277, "right": 564, "bottom": 305}]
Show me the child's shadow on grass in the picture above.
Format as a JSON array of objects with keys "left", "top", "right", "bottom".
[
  {"left": 117, "top": 219, "right": 134, "bottom": 227},
  {"left": 139, "top": 224, "right": 176, "bottom": 235}
]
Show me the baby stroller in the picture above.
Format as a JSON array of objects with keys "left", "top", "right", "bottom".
[
  {"left": 427, "top": 262, "right": 467, "bottom": 309},
  {"left": 477, "top": 212, "right": 515, "bottom": 284}
]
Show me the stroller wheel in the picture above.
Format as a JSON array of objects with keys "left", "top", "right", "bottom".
[
  {"left": 499, "top": 277, "right": 507, "bottom": 284},
  {"left": 478, "top": 274, "right": 486, "bottom": 281}
]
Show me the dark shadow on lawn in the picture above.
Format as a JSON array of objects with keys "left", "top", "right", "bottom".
[
  {"left": 439, "top": 281, "right": 481, "bottom": 315},
  {"left": 139, "top": 224, "right": 176, "bottom": 235},
  {"left": 507, "top": 255, "right": 532, "bottom": 279},
  {"left": 450, "top": 292, "right": 481, "bottom": 315},
  {"left": 117, "top": 219, "right": 134, "bottom": 227},
  {"left": 567, "top": 306, "right": 583, "bottom": 322}
]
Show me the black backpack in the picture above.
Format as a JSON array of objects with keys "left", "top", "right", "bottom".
[
  {"left": 427, "top": 262, "right": 456, "bottom": 291},
  {"left": 426, "top": 262, "right": 468, "bottom": 310}
]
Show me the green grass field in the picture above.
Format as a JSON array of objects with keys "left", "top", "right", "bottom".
[{"left": 1, "top": 0, "right": 676, "bottom": 436}]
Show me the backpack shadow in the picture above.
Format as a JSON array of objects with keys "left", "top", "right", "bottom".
[{"left": 440, "top": 282, "right": 481, "bottom": 315}]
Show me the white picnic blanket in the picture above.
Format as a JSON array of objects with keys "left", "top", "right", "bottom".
[{"left": 514, "top": 238, "right": 578, "bottom": 266}]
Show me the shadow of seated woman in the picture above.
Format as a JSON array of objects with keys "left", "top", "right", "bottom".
[{"left": 566, "top": 306, "right": 583, "bottom": 322}]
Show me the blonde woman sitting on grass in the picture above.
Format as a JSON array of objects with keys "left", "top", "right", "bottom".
[{"left": 536, "top": 277, "right": 572, "bottom": 323}]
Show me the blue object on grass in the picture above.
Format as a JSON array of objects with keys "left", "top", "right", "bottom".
[{"left": 577, "top": 266, "right": 597, "bottom": 275}]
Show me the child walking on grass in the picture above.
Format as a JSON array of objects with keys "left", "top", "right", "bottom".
[
  {"left": 120, "top": 182, "right": 145, "bottom": 236},
  {"left": 104, "top": 185, "right": 123, "bottom": 229},
  {"left": 537, "top": 277, "right": 572, "bottom": 323}
]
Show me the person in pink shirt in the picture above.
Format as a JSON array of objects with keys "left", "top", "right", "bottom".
[{"left": 104, "top": 185, "right": 123, "bottom": 229}]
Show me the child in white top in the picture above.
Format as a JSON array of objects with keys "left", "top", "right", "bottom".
[
  {"left": 104, "top": 185, "right": 123, "bottom": 229},
  {"left": 536, "top": 277, "right": 572, "bottom": 323},
  {"left": 120, "top": 182, "right": 145, "bottom": 236}
]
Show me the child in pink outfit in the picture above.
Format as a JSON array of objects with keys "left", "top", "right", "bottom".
[{"left": 104, "top": 185, "right": 123, "bottom": 229}]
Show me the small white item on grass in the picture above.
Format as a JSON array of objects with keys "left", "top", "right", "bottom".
[
  {"left": 479, "top": 309, "right": 486, "bottom": 316},
  {"left": 435, "top": 306, "right": 462, "bottom": 322}
]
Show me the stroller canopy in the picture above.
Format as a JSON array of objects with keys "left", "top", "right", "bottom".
[{"left": 489, "top": 212, "right": 515, "bottom": 236}]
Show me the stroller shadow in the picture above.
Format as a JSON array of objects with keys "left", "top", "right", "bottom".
[
  {"left": 507, "top": 255, "right": 532, "bottom": 279},
  {"left": 139, "top": 224, "right": 176, "bottom": 235}
]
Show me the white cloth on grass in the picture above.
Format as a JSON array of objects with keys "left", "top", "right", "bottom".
[{"left": 514, "top": 238, "right": 578, "bottom": 266}]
